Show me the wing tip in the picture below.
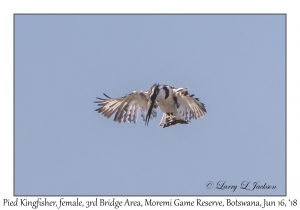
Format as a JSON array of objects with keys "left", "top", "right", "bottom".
[{"left": 103, "top": 93, "right": 111, "bottom": 98}]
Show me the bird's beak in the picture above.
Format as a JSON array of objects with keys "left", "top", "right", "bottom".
[{"left": 145, "top": 86, "right": 159, "bottom": 126}]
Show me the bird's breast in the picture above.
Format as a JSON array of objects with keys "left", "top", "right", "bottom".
[{"left": 156, "top": 93, "right": 177, "bottom": 113}]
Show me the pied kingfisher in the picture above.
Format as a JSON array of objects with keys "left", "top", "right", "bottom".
[{"left": 94, "top": 84, "right": 206, "bottom": 128}]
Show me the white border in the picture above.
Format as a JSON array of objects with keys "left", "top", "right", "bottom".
[{"left": 1, "top": 1, "right": 299, "bottom": 209}]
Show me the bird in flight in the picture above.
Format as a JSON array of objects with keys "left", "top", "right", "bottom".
[{"left": 94, "top": 84, "right": 206, "bottom": 128}]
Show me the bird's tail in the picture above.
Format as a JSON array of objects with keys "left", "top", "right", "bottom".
[{"left": 159, "top": 113, "right": 189, "bottom": 128}]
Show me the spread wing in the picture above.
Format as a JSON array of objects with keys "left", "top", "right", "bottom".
[
  {"left": 174, "top": 88, "right": 206, "bottom": 121},
  {"left": 94, "top": 91, "right": 157, "bottom": 123}
]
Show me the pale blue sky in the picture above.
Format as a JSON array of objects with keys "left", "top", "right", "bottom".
[{"left": 15, "top": 14, "right": 285, "bottom": 195}]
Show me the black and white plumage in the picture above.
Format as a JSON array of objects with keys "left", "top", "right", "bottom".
[{"left": 94, "top": 84, "right": 206, "bottom": 128}]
